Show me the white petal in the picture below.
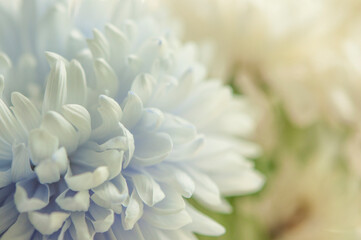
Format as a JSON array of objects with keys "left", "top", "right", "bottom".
[
  {"left": 88, "top": 204, "right": 114, "bottom": 233},
  {"left": 122, "top": 190, "right": 143, "bottom": 230},
  {"left": 28, "top": 128, "right": 59, "bottom": 165},
  {"left": 56, "top": 189, "right": 90, "bottom": 211},
  {"left": 14, "top": 178, "right": 50, "bottom": 212},
  {"left": 183, "top": 204, "right": 225, "bottom": 236},
  {"left": 0, "top": 75, "right": 4, "bottom": 97},
  {"left": 0, "top": 99, "right": 24, "bottom": 143},
  {"left": 160, "top": 114, "right": 197, "bottom": 145},
  {"left": 65, "top": 166, "right": 109, "bottom": 191},
  {"left": 66, "top": 60, "right": 87, "bottom": 105},
  {"left": 114, "top": 221, "right": 145, "bottom": 240},
  {"left": 1, "top": 213, "right": 34, "bottom": 240},
  {"left": 11, "top": 142, "right": 33, "bottom": 182},
  {"left": 0, "top": 167, "right": 11, "bottom": 188},
  {"left": 139, "top": 222, "right": 195, "bottom": 240},
  {"left": 0, "top": 135, "right": 11, "bottom": 160},
  {"left": 51, "top": 147, "right": 69, "bottom": 175},
  {"left": 41, "top": 111, "right": 78, "bottom": 154},
  {"left": 91, "top": 176, "right": 128, "bottom": 212},
  {"left": 10, "top": 92, "right": 41, "bottom": 132},
  {"left": 0, "top": 198, "right": 18, "bottom": 234},
  {"left": 87, "top": 29, "right": 109, "bottom": 60},
  {"left": 121, "top": 92, "right": 143, "bottom": 130},
  {"left": 28, "top": 211, "right": 70, "bottom": 235},
  {"left": 91, "top": 95, "right": 122, "bottom": 141},
  {"left": 45, "top": 52, "right": 69, "bottom": 67},
  {"left": 104, "top": 24, "right": 128, "bottom": 66},
  {"left": 131, "top": 173, "right": 165, "bottom": 207},
  {"left": 152, "top": 185, "right": 185, "bottom": 215},
  {"left": 94, "top": 58, "right": 118, "bottom": 96},
  {"left": 130, "top": 74, "right": 156, "bottom": 104},
  {"left": 212, "top": 170, "right": 265, "bottom": 196},
  {"left": 61, "top": 104, "right": 91, "bottom": 144},
  {"left": 168, "top": 136, "right": 204, "bottom": 161},
  {"left": 148, "top": 164, "right": 195, "bottom": 198},
  {"left": 52, "top": 219, "right": 71, "bottom": 240},
  {"left": 133, "top": 132, "right": 172, "bottom": 166},
  {"left": 38, "top": 4, "right": 70, "bottom": 54},
  {"left": 186, "top": 167, "right": 222, "bottom": 207},
  {"left": 69, "top": 212, "right": 93, "bottom": 240},
  {"left": 70, "top": 146, "right": 123, "bottom": 180},
  {"left": 34, "top": 159, "right": 62, "bottom": 184},
  {"left": 134, "top": 108, "right": 164, "bottom": 133},
  {"left": 143, "top": 209, "right": 192, "bottom": 230},
  {"left": 42, "top": 60, "right": 67, "bottom": 113}
]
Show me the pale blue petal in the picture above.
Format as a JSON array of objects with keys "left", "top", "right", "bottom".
[
  {"left": 183, "top": 204, "right": 225, "bottom": 236},
  {"left": 41, "top": 111, "right": 78, "bottom": 154},
  {"left": 121, "top": 92, "right": 143, "bottom": 130},
  {"left": 87, "top": 203, "right": 114, "bottom": 233},
  {"left": 61, "top": 104, "right": 91, "bottom": 145},
  {"left": 143, "top": 209, "right": 192, "bottom": 230},
  {"left": 1, "top": 213, "right": 34, "bottom": 240},
  {"left": 133, "top": 132, "right": 172, "bottom": 166},
  {"left": 69, "top": 212, "right": 94, "bottom": 240},
  {"left": 122, "top": 190, "right": 143, "bottom": 230},
  {"left": 91, "top": 176, "right": 128, "bottom": 213},
  {"left": 11, "top": 142, "right": 33, "bottom": 182},
  {"left": 14, "top": 178, "right": 50, "bottom": 212},
  {"left": 131, "top": 173, "right": 165, "bottom": 207},
  {"left": 0, "top": 197, "right": 18, "bottom": 234}
]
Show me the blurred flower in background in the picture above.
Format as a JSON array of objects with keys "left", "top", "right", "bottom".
[{"left": 160, "top": 0, "right": 361, "bottom": 239}]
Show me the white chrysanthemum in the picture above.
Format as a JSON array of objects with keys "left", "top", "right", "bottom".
[{"left": 0, "top": 0, "right": 263, "bottom": 239}]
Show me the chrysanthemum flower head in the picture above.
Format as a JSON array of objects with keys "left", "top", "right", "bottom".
[{"left": 0, "top": 0, "right": 263, "bottom": 239}]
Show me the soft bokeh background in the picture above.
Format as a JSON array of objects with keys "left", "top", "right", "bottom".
[{"left": 156, "top": 0, "right": 361, "bottom": 239}]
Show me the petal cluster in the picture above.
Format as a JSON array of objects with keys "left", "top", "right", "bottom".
[{"left": 0, "top": 0, "right": 263, "bottom": 239}]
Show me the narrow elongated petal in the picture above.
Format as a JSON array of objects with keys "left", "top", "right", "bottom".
[
  {"left": 0, "top": 199, "right": 18, "bottom": 234},
  {"left": 69, "top": 212, "right": 94, "bottom": 240},
  {"left": 131, "top": 173, "right": 165, "bottom": 207},
  {"left": 10, "top": 92, "right": 41, "bottom": 132},
  {"left": 42, "top": 60, "right": 67, "bottom": 113},
  {"left": 87, "top": 29, "right": 110, "bottom": 60},
  {"left": 61, "top": 104, "right": 91, "bottom": 144},
  {"left": 122, "top": 190, "right": 143, "bottom": 230},
  {"left": 88, "top": 204, "right": 114, "bottom": 232},
  {"left": 130, "top": 74, "right": 155, "bottom": 104},
  {"left": 143, "top": 209, "right": 192, "bottom": 230},
  {"left": 41, "top": 111, "right": 78, "bottom": 153},
  {"left": 94, "top": 58, "right": 118, "bottom": 96},
  {"left": 11, "top": 142, "right": 33, "bottom": 182},
  {"left": 1, "top": 214, "right": 34, "bottom": 240},
  {"left": 66, "top": 60, "right": 87, "bottom": 105},
  {"left": 183, "top": 204, "right": 225, "bottom": 236},
  {"left": 121, "top": 92, "right": 143, "bottom": 130}
]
